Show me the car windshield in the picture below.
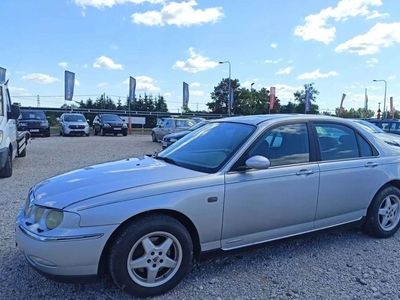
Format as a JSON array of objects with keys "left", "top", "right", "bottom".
[
  {"left": 64, "top": 114, "right": 86, "bottom": 122},
  {"left": 101, "top": 114, "right": 121, "bottom": 122},
  {"left": 352, "top": 120, "right": 384, "bottom": 133},
  {"left": 21, "top": 111, "right": 46, "bottom": 120},
  {"left": 157, "top": 122, "right": 256, "bottom": 173},
  {"left": 176, "top": 119, "right": 195, "bottom": 127},
  {"left": 189, "top": 121, "right": 208, "bottom": 131}
]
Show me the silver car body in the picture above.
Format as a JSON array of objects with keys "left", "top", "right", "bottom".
[
  {"left": 15, "top": 114, "right": 400, "bottom": 279},
  {"left": 59, "top": 113, "right": 90, "bottom": 136}
]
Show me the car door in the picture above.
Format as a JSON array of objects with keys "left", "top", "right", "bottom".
[
  {"left": 312, "top": 122, "right": 383, "bottom": 229},
  {"left": 222, "top": 122, "right": 320, "bottom": 250}
]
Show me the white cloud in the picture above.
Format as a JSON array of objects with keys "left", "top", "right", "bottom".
[
  {"left": 287, "top": 60, "right": 293, "bottom": 63},
  {"left": 264, "top": 58, "right": 282, "bottom": 64},
  {"left": 110, "top": 44, "right": 118, "bottom": 50},
  {"left": 97, "top": 82, "right": 109, "bottom": 87},
  {"left": 21, "top": 73, "right": 59, "bottom": 84},
  {"left": 191, "top": 90, "right": 204, "bottom": 96},
  {"left": 132, "top": 0, "right": 224, "bottom": 27},
  {"left": 297, "top": 69, "right": 339, "bottom": 80},
  {"left": 75, "top": 79, "right": 80, "bottom": 86},
  {"left": 366, "top": 10, "right": 389, "bottom": 20},
  {"left": 58, "top": 62, "right": 68, "bottom": 68},
  {"left": 83, "top": 64, "right": 88, "bottom": 68},
  {"left": 346, "top": 92, "right": 382, "bottom": 106},
  {"left": 335, "top": 22, "right": 400, "bottom": 55},
  {"left": 191, "top": 82, "right": 201, "bottom": 87},
  {"left": 73, "top": 0, "right": 163, "bottom": 9},
  {"left": 9, "top": 87, "right": 30, "bottom": 97},
  {"left": 93, "top": 56, "right": 123, "bottom": 69},
  {"left": 173, "top": 47, "right": 218, "bottom": 73},
  {"left": 271, "top": 43, "right": 278, "bottom": 49},
  {"left": 164, "top": 92, "right": 172, "bottom": 97},
  {"left": 272, "top": 84, "right": 304, "bottom": 104},
  {"left": 123, "top": 75, "right": 160, "bottom": 92},
  {"left": 366, "top": 57, "right": 378, "bottom": 67},
  {"left": 275, "top": 67, "right": 294, "bottom": 75},
  {"left": 294, "top": 0, "right": 386, "bottom": 44},
  {"left": 388, "top": 75, "right": 396, "bottom": 80},
  {"left": 242, "top": 79, "right": 259, "bottom": 89}
]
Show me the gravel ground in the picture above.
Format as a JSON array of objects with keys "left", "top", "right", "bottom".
[{"left": 2, "top": 134, "right": 400, "bottom": 300}]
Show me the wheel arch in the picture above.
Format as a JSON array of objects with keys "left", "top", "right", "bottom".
[
  {"left": 366, "top": 180, "right": 400, "bottom": 213},
  {"left": 97, "top": 209, "right": 201, "bottom": 275}
]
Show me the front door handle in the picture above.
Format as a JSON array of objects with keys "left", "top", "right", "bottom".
[
  {"left": 365, "top": 162, "right": 378, "bottom": 168},
  {"left": 296, "top": 169, "right": 314, "bottom": 176}
]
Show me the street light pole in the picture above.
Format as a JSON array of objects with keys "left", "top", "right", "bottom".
[
  {"left": 373, "top": 79, "right": 387, "bottom": 119},
  {"left": 219, "top": 61, "right": 231, "bottom": 116}
]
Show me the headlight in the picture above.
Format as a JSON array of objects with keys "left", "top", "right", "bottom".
[
  {"left": 46, "top": 210, "right": 64, "bottom": 230},
  {"left": 85, "top": 124, "right": 89, "bottom": 127},
  {"left": 170, "top": 138, "right": 177, "bottom": 142},
  {"left": 104, "top": 123, "right": 111, "bottom": 127},
  {"left": 19, "top": 122, "right": 27, "bottom": 127},
  {"left": 41, "top": 121, "right": 49, "bottom": 127},
  {"left": 122, "top": 124, "right": 127, "bottom": 128}
]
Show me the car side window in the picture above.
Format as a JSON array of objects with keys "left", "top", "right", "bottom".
[
  {"left": 247, "top": 123, "right": 310, "bottom": 167},
  {"left": 390, "top": 122, "right": 400, "bottom": 134},
  {"left": 314, "top": 123, "right": 360, "bottom": 161},
  {"left": 357, "top": 133, "right": 374, "bottom": 157}
]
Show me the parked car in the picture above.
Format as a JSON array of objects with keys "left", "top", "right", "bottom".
[
  {"left": 192, "top": 117, "right": 206, "bottom": 123},
  {"left": 16, "top": 114, "right": 400, "bottom": 298},
  {"left": 365, "top": 118, "right": 400, "bottom": 135},
  {"left": 162, "top": 120, "right": 210, "bottom": 149},
  {"left": 152, "top": 118, "right": 195, "bottom": 142},
  {"left": 93, "top": 114, "right": 128, "bottom": 136},
  {"left": 58, "top": 113, "right": 90, "bottom": 136},
  {"left": 18, "top": 109, "right": 50, "bottom": 137}
]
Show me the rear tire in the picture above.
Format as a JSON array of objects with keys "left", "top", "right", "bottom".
[
  {"left": 108, "top": 215, "right": 193, "bottom": 298},
  {"left": 152, "top": 132, "right": 157, "bottom": 142},
  {"left": 0, "top": 149, "right": 12, "bottom": 178},
  {"left": 362, "top": 185, "right": 400, "bottom": 238}
]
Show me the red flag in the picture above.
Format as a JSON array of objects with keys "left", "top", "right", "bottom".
[{"left": 269, "top": 87, "right": 276, "bottom": 111}]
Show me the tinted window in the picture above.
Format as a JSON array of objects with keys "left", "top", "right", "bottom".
[
  {"left": 357, "top": 134, "right": 373, "bottom": 157},
  {"left": 176, "top": 120, "right": 195, "bottom": 127},
  {"left": 21, "top": 111, "right": 46, "bottom": 120},
  {"left": 101, "top": 114, "right": 121, "bottom": 122},
  {"left": 315, "top": 123, "right": 359, "bottom": 161},
  {"left": 390, "top": 122, "right": 400, "bottom": 135},
  {"left": 248, "top": 123, "right": 310, "bottom": 167}
]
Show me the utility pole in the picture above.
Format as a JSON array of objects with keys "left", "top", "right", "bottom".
[{"left": 37, "top": 95, "right": 40, "bottom": 107}]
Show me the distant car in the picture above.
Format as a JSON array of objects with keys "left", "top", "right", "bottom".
[
  {"left": 162, "top": 120, "right": 210, "bottom": 149},
  {"left": 58, "top": 113, "right": 90, "bottom": 136},
  {"left": 192, "top": 117, "right": 206, "bottom": 123},
  {"left": 152, "top": 118, "right": 196, "bottom": 142},
  {"left": 365, "top": 118, "right": 400, "bottom": 135},
  {"left": 16, "top": 114, "right": 400, "bottom": 298},
  {"left": 93, "top": 114, "right": 128, "bottom": 136},
  {"left": 18, "top": 110, "right": 50, "bottom": 137}
]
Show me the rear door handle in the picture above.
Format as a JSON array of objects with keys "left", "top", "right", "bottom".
[
  {"left": 365, "top": 162, "right": 378, "bottom": 168},
  {"left": 296, "top": 169, "right": 314, "bottom": 176}
]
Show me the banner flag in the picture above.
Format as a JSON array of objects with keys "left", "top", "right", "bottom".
[{"left": 64, "top": 70, "right": 75, "bottom": 101}]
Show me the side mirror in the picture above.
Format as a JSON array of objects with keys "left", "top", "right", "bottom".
[
  {"left": 245, "top": 156, "right": 271, "bottom": 170},
  {"left": 87, "top": 119, "right": 90, "bottom": 122},
  {"left": 10, "top": 104, "right": 20, "bottom": 120}
]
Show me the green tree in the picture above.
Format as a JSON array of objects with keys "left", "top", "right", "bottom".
[
  {"left": 207, "top": 78, "right": 241, "bottom": 114},
  {"left": 336, "top": 107, "right": 375, "bottom": 118}
]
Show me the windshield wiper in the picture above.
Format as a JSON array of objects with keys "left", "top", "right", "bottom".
[{"left": 154, "top": 155, "right": 181, "bottom": 167}]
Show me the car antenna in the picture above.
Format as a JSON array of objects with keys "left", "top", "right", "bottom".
[{"left": 5, "top": 59, "right": 22, "bottom": 85}]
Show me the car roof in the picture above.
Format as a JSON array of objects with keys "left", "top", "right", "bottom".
[{"left": 213, "top": 114, "right": 348, "bottom": 126}]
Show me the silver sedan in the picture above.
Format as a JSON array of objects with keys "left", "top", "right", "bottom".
[{"left": 15, "top": 114, "right": 400, "bottom": 298}]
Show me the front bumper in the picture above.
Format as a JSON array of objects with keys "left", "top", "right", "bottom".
[
  {"left": 15, "top": 208, "right": 118, "bottom": 278},
  {"left": 19, "top": 127, "right": 50, "bottom": 136},
  {"left": 102, "top": 127, "right": 128, "bottom": 134},
  {"left": 63, "top": 126, "right": 90, "bottom": 135}
]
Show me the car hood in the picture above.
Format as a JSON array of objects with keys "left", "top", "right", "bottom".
[
  {"left": 19, "top": 119, "right": 47, "bottom": 123},
  {"left": 164, "top": 130, "right": 190, "bottom": 139},
  {"left": 32, "top": 155, "right": 205, "bottom": 209}
]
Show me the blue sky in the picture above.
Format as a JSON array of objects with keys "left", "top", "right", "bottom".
[{"left": 2, "top": 0, "right": 400, "bottom": 114}]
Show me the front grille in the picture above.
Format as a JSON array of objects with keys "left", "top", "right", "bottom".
[{"left": 68, "top": 125, "right": 85, "bottom": 129}]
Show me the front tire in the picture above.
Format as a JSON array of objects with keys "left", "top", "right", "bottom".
[
  {"left": 0, "top": 149, "right": 12, "bottom": 178},
  {"left": 362, "top": 185, "right": 400, "bottom": 238},
  {"left": 152, "top": 132, "right": 157, "bottom": 142},
  {"left": 108, "top": 215, "right": 193, "bottom": 298}
]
